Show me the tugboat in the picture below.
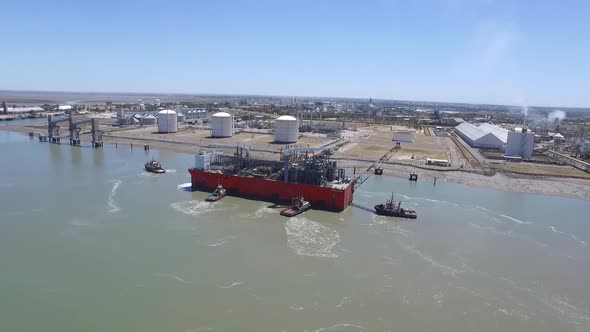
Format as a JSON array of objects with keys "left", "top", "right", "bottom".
[
  {"left": 280, "top": 195, "right": 311, "bottom": 217},
  {"left": 206, "top": 185, "right": 227, "bottom": 202},
  {"left": 145, "top": 159, "right": 166, "bottom": 174},
  {"left": 374, "top": 193, "right": 417, "bottom": 219}
]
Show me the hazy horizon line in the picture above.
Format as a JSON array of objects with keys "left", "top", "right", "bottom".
[{"left": 0, "top": 88, "right": 587, "bottom": 111}]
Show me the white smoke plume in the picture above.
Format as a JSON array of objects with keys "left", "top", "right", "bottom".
[
  {"left": 511, "top": 93, "right": 528, "bottom": 116},
  {"left": 547, "top": 110, "right": 566, "bottom": 123}
]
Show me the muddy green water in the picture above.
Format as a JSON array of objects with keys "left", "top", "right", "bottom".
[{"left": 1, "top": 129, "right": 589, "bottom": 332}]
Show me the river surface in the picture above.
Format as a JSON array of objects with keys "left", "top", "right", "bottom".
[{"left": 1, "top": 129, "right": 590, "bottom": 332}]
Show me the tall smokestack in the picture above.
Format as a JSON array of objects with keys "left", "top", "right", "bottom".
[{"left": 1, "top": 101, "right": 6, "bottom": 115}]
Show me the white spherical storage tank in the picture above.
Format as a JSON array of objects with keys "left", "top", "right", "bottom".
[
  {"left": 274, "top": 115, "right": 298, "bottom": 143},
  {"left": 157, "top": 110, "right": 178, "bottom": 133},
  {"left": 211, "top": 112, "right": 233, "bottom": 137}
]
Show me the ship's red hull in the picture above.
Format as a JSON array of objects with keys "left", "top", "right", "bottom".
[{"left": 189, "top": 168, "right": 354, "bottom": 211}]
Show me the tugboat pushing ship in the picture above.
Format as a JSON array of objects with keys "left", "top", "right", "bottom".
[
  {"left": 189, "top": 145, "right": 357, "bottom": 212},
  {"left": 206, "top": 185, "right": 227, "bottom": 202},
  {"left": 145, "top": 159, "right": 166, "bottom": 174},
  {"left": 280, "top": 195, "right": 311, "bottom": 217},
  {"left": 374, "top": 193, "right": 417, "bottom": 219}
]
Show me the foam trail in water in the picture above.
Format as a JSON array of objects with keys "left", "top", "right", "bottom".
[
  {"left": 499, "top": 214, "right": 531, "bottom": 225},
  {"left": 542, "top": 293, "right": 590, "bottom": 330},
  {"left": 475, "top": 205, "right": 492, "bottom": 213},
  {"left": 336, "top": 296, "right": 350, "bottom": 308},
  {"left": 219, "top": 281, "right": 243, "bottom": 289},
  {"left": 285, "top": 217, "right": 341, "bottom": 258},
  {"left": 314, "top": 323, "right": 365, "bottom": 331},
  {"left": 289, "top": 305, "right": 305, "bottom": 311},
  {"left": 107, "top": 180, "right": 121, "bottom": 213},
  {"left": 549, "top": 226, "right": 589, "bottom": 247},
  {"left": 255, "top": 205, "right": 277, "bottom": 218},
  {"left": 177, "top": 182, "right": 192, "bottom": 190},
  {"left": 397, "top": 194, "right": 461, "bottom": 207},
  {"left": 383, "top": 256, "right": 400, "bottom": 265},
  {"left": 385, "top": 224, "right": 412, "bottom": 237},
  {"left": 68, "top": 219, "right": 95, "bottom": 228},
  {"left": 139, "top": 172, "right": 161, "bottom": 178},
  {"left": 153, "top": 273, "right": 191, "bottom": 284},
  {"left": 469, "top": 222, "right": 516, "bottom": 239},
  {"left": 186, "top": 327, "right": 214, "bottom": 332},
  {"left": 399, "top": 242, "right": 466, "bottom": 278},
  {"left": 170, "top": 200, "right": 221, "bottom": 217},
  {"left": 208, "top": 235, "right": 237, "bottom": 247}
]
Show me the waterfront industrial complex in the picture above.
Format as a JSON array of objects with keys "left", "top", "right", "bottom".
[{"left": 2, "top": 91, "right": 590, "bottom": 202}]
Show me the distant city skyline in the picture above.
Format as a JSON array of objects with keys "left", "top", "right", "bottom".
[{"left": 1, "top": 0, "right": 589, "bottom": 108}]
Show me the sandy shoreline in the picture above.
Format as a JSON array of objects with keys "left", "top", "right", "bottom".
[{"left": 3, "top": 124, "right": 590, "bottom": 201}]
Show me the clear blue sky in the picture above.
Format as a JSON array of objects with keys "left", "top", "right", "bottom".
[{"left": 1, "top": 0, "right": 589, "bottom": 107}]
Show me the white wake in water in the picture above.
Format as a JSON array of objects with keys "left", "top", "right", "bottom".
[
  {"left": 239, "top": 203, "right": 279, "bottom": 219},
  {"left": 335, "top": 296, "right": 351, "bottom": 308},
  {"left": 68, "top": 219, "right": 96, "bottom": 228},
  {"left": 396, "top": 194, "right": 460, "bottom": 207},
  {"left": 289, "top": 305, "right": 305, "bottom": 311},
  {"left": 314, "top": 323, "right": 365, "bottom": 331},
  {"left": 153, "top": 273, "right": 191, "bottom": 284},
  {"left": 398, "top": 242, "right": 468, "bottom": 278},
  {"left": 285, "top": 217, "right": 341, "bottom": 258},
  {"left": 177, "top": 182, "right": 192, "bottom": 190},
  {"left": 218, "top": 281, "right": 244, "bottom": 289},
  {"left": 499, "top": 214, "right": 532, "bottom": 225},
  {"left": 170, "top": 200, "right": 224, "bottom": 217},
  {"left": 549, "top": 226, "right": 589, "bottom": 247},
  {"left": 255, "top": 205, "right": 278, "bottom": 218},
  {"left": 208, "top": 235, "right": 237, "bottom": 247},
  {"left": 107, "top": 180, "right": 121, "bottom": 213}
]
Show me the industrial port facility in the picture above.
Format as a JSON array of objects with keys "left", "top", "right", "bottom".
[{"left": 2, "top": 92, "right": 590, "bottom": 201}]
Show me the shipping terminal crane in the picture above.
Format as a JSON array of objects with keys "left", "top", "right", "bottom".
[{"left": 46, "top": 114, "right": 103, "bottom": 147}]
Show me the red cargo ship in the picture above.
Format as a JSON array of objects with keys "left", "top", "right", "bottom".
[{"left": 188, "top": 146, "right": 355, "bottom": 212}]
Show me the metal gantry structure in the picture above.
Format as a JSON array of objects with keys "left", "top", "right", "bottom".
[{"left": 45, "top": 115, "right": 103, "bottom": 147}]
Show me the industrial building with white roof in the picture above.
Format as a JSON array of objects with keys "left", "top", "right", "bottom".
[{"left": 454, "top": 122, "right": 510, "bottom": 149}]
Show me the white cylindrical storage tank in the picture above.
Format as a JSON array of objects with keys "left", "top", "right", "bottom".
[
  {"left": 142, "top": 114, "right": 157, "bottom": 125},
  {"left": 211, "top": 112, "right": 232, "bottom": 137},
  {"left": 274, "top": 115, "right": 298, "bottom": 143},
  {"left": 157, "top": 109, "right": 178, "bottom": 133},
  {"left": 177, "top": 111, "right": 185, "bottom": 123}
]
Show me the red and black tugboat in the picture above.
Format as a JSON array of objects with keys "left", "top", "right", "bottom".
[
  {"left": 145, "top": 159, "right": 166, "bottom": 174},
  {"left": 374, "top": 193, "right": 417, "bottom": 219},
  {"left": 280, "top": 195, "right": 311, "bottom": 217},
  {"left": 205, "top": 185, "right": 227, "bottom": 202}
]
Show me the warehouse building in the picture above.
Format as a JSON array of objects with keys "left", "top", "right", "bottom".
[{"left": 454, "top": 122, "right": 509, "bottom": 149}]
